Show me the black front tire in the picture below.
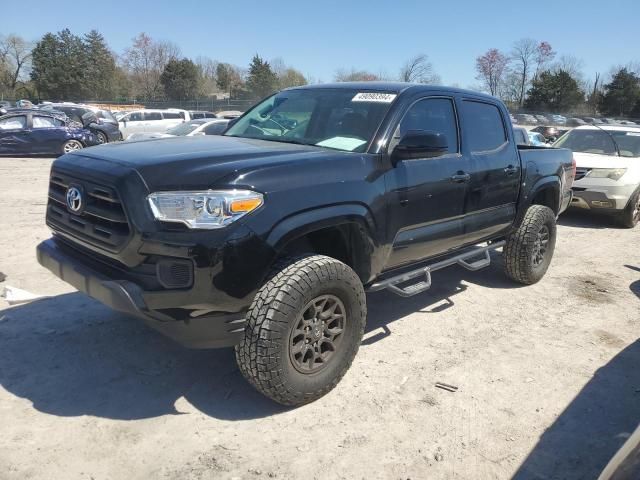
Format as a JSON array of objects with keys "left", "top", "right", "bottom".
[
  {"left": 618, "top": 188, "right": 640, "bottom": 228},
  {"left": 504, "top": 205, "right": 557, "bottom": 285},
  {"left": 235, "top": 255, "right": 366, "bottom": 406}
]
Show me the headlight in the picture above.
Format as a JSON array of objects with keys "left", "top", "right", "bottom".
[
  {"left": 587, "top": 168, "right": 627, "bottom": 181},
  {"left": 147, "top": 190, "right": 263, "bottom": 229}
]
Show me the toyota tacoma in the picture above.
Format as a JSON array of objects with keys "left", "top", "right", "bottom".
[{"left": 37, "top": 83, "right": 574, "bottom": 406}]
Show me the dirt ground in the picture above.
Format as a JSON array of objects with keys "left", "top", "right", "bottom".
[{"left": 0, "top": 156, "right": 638, "bottom": 480}]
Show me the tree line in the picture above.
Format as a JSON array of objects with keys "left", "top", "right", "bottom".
[
  {"left": 475, "top": 38, "right": 640, "bottom": 117},
  {"left": 1, "top": 29, "right": 639, "bottom": 117}
]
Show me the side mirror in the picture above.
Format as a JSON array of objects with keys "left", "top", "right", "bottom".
[{"left": 392, "top": 130, "right": 448, "bottom": 163}]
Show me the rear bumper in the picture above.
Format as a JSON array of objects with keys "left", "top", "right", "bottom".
[{"left": 36, "top": 238, "right": 246, "bottom": 348}]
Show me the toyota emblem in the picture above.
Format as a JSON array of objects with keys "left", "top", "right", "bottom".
[{"left": 66, "top": 186, "right": 83, "bottom": 213}]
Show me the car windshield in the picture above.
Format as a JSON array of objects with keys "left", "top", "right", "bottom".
[
  {"left": 96, "top": 109, "right": 117, "bottom": 123},
  {"left": 224, "top": 88, "right": 398, "bottom": 152},
  {"left": 166, "top": 121, "right": 204, "bottom": 136},
  {"left": 554, "top": 129, "right": 640, "bottom": 157}
]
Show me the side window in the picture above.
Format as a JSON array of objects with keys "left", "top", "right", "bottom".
[
  {"left": 0, "top": 116, "right": 26, "bottom": 129},
  {"left": 394, "top": 97, "right": 459, "bottom": 154},
  {"left": 462, "top": 101, "right": 507, "bottom": 153},
  {"left": 203, "top": 122, "right": 228, "bottom": 135},
  {"left": 145, "top": 112, "right": 163, "bottom": 121},
  {"left": 162, "top": 112, "right": 182, "bottom": 119},
  {"left": 32, "top": 116, "right": 58, "bottom": 128},
  {"left": 127, "top": 112, "right": 143, "bottom": 122}
]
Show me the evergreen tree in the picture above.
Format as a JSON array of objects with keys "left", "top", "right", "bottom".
[
  {"left": 246, "top": 55, "right": 277, "bottom": 99},
  {"left": 160, "top": 58, "right": 199, "bottom": 100},
  {"left": 83, "top": 30, "right": 116, "bottom": 99},
  {"left": 524, "top": 69, "right": 584, "bottom": 112},
  {"left": 599, "top": 68, "right": 640, "bottom": 117}
]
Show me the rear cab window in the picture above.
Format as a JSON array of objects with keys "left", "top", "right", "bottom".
[{"left": 462, "top": 100, "right": 508, "bottom": 153}]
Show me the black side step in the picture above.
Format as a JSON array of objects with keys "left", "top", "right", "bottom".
[{"left": 367, "top": 241, "right": 506, "bottom": 297}]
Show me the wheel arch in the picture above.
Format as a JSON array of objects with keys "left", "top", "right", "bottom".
[{"left": 265, "top": 204, "right": 378, "bottom": 283}]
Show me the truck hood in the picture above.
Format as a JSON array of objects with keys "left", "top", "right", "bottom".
[
  {"left": 573, "top": 151, "right": 637, "bottom": 169},
  {"left": 62, "top": 135, "right": 330, "bottom": 190}
]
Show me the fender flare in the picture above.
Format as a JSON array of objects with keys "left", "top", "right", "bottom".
[
  {"left": 515, "top": 175, "right": 561, "bottom": 227},
  {"left": 265, "top": 203, "right": 377, "bottom": 253}
]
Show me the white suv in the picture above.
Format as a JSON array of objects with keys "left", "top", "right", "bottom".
[
  {"left": 118, "top": 109, "right": 190, "bottom": 139},
  {"left": 555, "top": 125, "right": 640, "bottom": 227}
]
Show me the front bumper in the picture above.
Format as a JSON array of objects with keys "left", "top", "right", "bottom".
[
  {"left": 570, "top": 182, "right": 637, "bottom": 211},
  {"left": 36, "top": 238, "right": 247, "bottom": 348}
]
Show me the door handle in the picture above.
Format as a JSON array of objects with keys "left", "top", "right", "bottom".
[
  {"left": 450, "top": 172, "right": 471, "bottom": 183},
  {"left": 504, "top": 165, "right": 518, "bottom": 176}
]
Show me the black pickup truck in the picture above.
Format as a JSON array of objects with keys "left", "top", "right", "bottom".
[{"left": 37, "top": 83, "right": 574, "bottom": 406}]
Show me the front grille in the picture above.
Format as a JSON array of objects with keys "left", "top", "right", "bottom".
[
  {"left": 574, "top": 168, "right": 591, "bottom": 181},
  {"left": 46, "top": 171, "right": 131, "bottom": 251}
]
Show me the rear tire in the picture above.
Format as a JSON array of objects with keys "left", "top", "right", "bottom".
[
  {"left": 618, "top": 188, "right": 640, "bottom": 228},
  {"left": 235, "top": 255, "right": 366, "bottom": 406},
  {"left": 95, "top": 131, "right": 108, "bottom": 144},
  {"left": 61, "top": 139, "right": 83, "bottom": 154},
  {"left": 504, "top": 205, "right": 557, "bottom": 285}
]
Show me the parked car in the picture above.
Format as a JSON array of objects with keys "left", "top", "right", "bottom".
[
  {"left": 117, "top": 109, "right": 190, "bottom": 139},
  {"left": 0, "top": 110, "right": 98, "bottom": 155},
  {"left": 617, "top": 120, "right": 637, "bottom": 126},
  {"left": 510, "top": 113, "right": 518, "bottom": 124},
  {"left": 126, "top": 118, "right": 230, "bottom": 141},
  {"left": 550, "top": 114, "right": 567, "bottom": 125},
  {"left": 188, "top": 110, "right": 217, "bottom": 119},
  {"left": 566, "top": 117, "right": 587, "bottom": 127},
  {"left": 582, "top": 116, "right": 605, "bottom": 125},
  {"left": 40, "top": 103, "right": 122, "bottom": 144},
  {"left": 534, "top": 114, "right": 549, "bottom": 123},
  {"left": 528, "top": 131, "right": 550, "bottom": 147},
  {"left": 514, "top": 113, "right": 538, "bottom": 125},
  {"left": 555, "top": 125, "right": 640, "bottom": 227},
  {"left": 215, "top": 110, "right": 243, "bottom": 119},
  {"left": 37, "top": 83, "right": 574, "bottom": 406},
  {"left": 530, "top": 126, "right": 567, "bottom": 142}
]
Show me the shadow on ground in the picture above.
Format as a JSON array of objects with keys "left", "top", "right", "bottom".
[
  {"left": 513, "top": 340, "right": 640, "bottom": 480},
  {"left": 0, "top": 256, "right": 519, "bottom": 421},
  {"left": 558, "top": 209, "right": 620, "bottom": 229}
]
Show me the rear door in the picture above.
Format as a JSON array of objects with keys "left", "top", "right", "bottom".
[
  {"left": 161, "top": 111, "right": 185, "bottom": 131},
  {"left": 458, "top": 99, "right": 520, "bottom": 244},
  {"left": 142, "top": 111, "right": 164, "bottom": 133},
  {"left": 31, "top": 115, "right": 67, "bottom": 153},
  {"left": 384, "top": 96, "right": 471, "bottom": 268}
]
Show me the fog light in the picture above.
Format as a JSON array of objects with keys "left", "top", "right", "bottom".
[{"left": 591, "top": 200, "right": 612, "bottom": 208}]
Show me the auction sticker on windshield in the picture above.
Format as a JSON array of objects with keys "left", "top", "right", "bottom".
[{"left": 352, "top": 92, "right": 397, "bottom": 103}]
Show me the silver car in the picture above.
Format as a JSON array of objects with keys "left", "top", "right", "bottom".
[{"left": 555, "top": 125, "right": 640, "bottom": 227}]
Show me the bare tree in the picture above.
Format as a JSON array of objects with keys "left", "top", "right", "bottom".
[
  {"left": 552, "top": 54, "right": 585, "bottom": 78},
  {"left": 533, "top": 41, "right": 555, "bottom": 80},
  {"left": 123, "top": 33, "right": 180, "bottom": 100},
  {"left": 511, "top": 38, "right": 538, "bottom": 106},
  {"left": 399, "top": 54, "right": 440, "bottom": 84},
  {"left": 334, "top": 68, "right": 379, "bottom": 82},
  {"left": 0, "top": 34, "right": 33, "bottom": 92},
  {"left": 475, "top": 48, "right": 509, "bottom": 96}
]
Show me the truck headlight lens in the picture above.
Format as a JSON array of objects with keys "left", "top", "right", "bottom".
[
  {"left": 147, "top": 190, "right": 263, "bottom": 229},
  {"left": 587, "top": 168, "right": 627, "bottom": 181}
]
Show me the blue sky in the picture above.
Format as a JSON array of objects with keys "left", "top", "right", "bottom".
[{"left": 4, "top": 0, "right": 639, "bottom": 87}]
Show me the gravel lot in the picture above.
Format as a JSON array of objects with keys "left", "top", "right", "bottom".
[{"left": 0, "top": 156, "right": 638, "bottom": 480}]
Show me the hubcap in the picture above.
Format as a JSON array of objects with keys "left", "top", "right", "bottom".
[
  {"left": 289, "top": 294, "right": 346, "bottom": 374},
  {"left": 531, "top": 225, "right": 550, "bottom": 267},
  {"left": 64, "top": 141, "right": 81, "bottom": 153}
]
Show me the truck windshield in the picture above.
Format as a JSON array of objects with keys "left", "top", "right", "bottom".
[
  {"left": 224, "top": 88, "right": 397, "bottom": 152},
  {"left": 555, "top": 129, "right": 640, "bottom": 158}
]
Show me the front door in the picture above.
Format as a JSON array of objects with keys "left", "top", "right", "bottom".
[
  {"left": 0, "top": 115, "right": 29, "bottom": 154},
  {"left": 457, "top": 99, "right": 521, "bottom": 244},
  {"left": 384, "top": 96, "right": 471, "bottom": 269}
]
